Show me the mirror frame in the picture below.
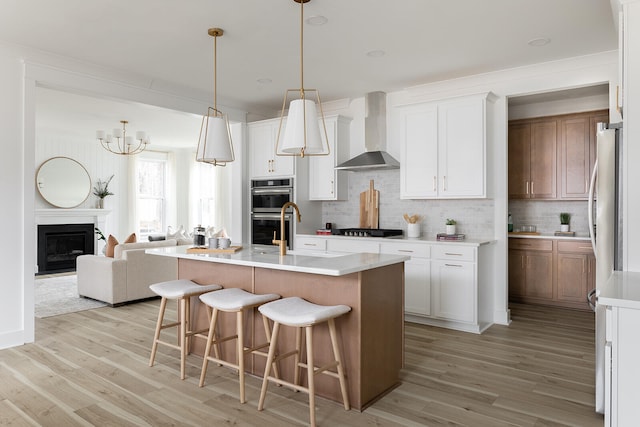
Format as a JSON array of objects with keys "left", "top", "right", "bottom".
[{"left": 36, "top": 157, "right": 91, "bottom": 208}]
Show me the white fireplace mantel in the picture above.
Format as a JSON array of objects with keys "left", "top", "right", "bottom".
[{"left": 35, "top": 208, "right": 110, "bottom": 230}]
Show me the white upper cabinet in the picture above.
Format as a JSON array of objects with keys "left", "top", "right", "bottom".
[
  {"left": 248, "top": 118, "right": 294, "bottom": 179},
  {"left": 398, "top": 93, "right": 494, "bottom": 199},
  {"left": 309, "top": 115, "right": 351, "bottom": 200}
]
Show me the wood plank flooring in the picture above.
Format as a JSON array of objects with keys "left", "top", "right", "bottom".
[{"left": 0, "top": 301, "right": 603, "bottom": 426}]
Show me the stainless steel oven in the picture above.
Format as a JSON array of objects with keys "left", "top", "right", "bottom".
[
  {"left": 250, "top": 178, "right": 294, "bottom": 248},
  {"left": 251, "top": 213, "right": 293, "bottom": 248}
]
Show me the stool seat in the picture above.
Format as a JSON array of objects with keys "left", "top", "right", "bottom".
[
  {"left": 150, "top": 279, "right": 221, "bottom": 299},
  {"left": 148, "top": 279, "right": 222, "bottom": 380},
  {"left": 259, "top": 297, "right": 351, "bottom": 327},
  {"left": 200, "top": 288, "right": 280, "bottom": 311}
]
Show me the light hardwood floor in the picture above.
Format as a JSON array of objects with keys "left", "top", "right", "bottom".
[{"left": 0, "top": 301, "right": 603, "bottom": 426}]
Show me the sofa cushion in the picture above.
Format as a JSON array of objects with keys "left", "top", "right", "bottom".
[
  {"left": 113, "top": 238, "right": 178, "bottom": 259},
  {"left": 106, "top": 234, "right": 118, "bottom": 257}
]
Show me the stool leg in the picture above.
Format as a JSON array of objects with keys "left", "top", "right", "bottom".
[
  {"left": 293, "top": 326, "right": 303, "bottom": 387},
  {"left": 149, "top": 297, "right": 168, "bottom": 367},
  {"left": 261, "top": 314, "right": 280, "bottom": 381},
  {"left": 237, "top": 310, "right": 246, "bottom": 404},
  {"left": 258, "top": 321, "right": 280, "bottom": 411},
  {"left": 305, "top": 326, "right": 316, "bottom": 427},
  {"left": 185, "top": 296, "right": 191, "bottom": 355},
  {"left": 328, "top": 318, "right": 350, "bottom": 410},
  {"left": 199, "top": 308, "right": 219, "bottom": 387},
  {"left": 179, "top": 297, "right": 188, "bottom": 380}
]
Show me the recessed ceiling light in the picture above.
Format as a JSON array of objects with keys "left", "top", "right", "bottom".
[
  {"left": 257, "top": 78, "right": 272, "bottom": 84},
  {"left": 306, "top": 15, "right": 328, "bottom": 26},
  {"left": 528, "top": 37, "right": 551, "bottom": 47},
  {"left": 366, "top": 50, "right": 386, "bottom": 58}
]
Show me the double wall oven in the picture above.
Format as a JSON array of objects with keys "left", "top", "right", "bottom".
[{"left": 251, "top": 178, "right": 294, "bottom": 249}]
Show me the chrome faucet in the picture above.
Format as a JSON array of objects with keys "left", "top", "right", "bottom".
[{"left": 272, "top": 201, "right": 301, "bottom": 255}]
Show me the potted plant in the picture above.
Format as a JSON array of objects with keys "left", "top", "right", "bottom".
[
  {"left": 93, "top": 175, "right": 114, "bottom": 208},
  {"left": 560, "top": 212, "right": 571, "bottom": 232},
  {"left": 446, "top": 218, "right": 457, "bottom": 235}
]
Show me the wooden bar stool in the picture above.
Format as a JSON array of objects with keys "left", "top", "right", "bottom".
[
  {"left": 257, "top": 297, "right": 351, "bottom": 427},
  {"left": 148, "top": 279, "right": 222, "bottom": 379},
  {"left": 198, "top": 288, "right": 281, "bottom": 403}
]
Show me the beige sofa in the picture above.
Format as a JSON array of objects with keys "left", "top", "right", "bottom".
[{"left": 77, "top": 239, "right": 185, "bottom": 305}]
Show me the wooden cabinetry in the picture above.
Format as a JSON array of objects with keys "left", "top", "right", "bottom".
[
  {"left": 508, "top": 237, "right": 593, "bottom": 310},
  {"left": 508, "top": 238, "right": 553, "bottom": 300},
  {"left": 508, "top": 119, "right": 557, "bottom": 199},
  {"left": 248, "top": 118, "right": 294, "bottom": 178},
  {"left": 308, "top": 115, "right": 350, "bottom": 200},
  {"left": 508, "top": 109, "right": 608, "bottom": 200},
  {"left": 398, "top": 93, "right": 494, "bottom": 199}
]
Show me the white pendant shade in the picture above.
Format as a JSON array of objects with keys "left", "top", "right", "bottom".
[
  {"left": 196, "top": 114, "right": 234, "bottom": 163},
  {"left": 280, "top": 99, "right": 325, "bottom": 154}
]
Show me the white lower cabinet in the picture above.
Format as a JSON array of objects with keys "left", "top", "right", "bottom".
[
  {"left": 296, "top": 235, "right": 491, "bottom": 333},
  {"left": 380, "top": 242, "right": 431, "bottom": 316}
]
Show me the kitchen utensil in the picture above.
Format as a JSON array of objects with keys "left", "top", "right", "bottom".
[{"left": 359, "top": 180, "right": 379, "bottom": 229}]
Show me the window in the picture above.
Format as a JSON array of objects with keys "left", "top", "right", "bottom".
[
  {"left": 137, "top": 156, "right": 167, "bottom": 238},
  {"left": 192, "top": 161, "right": 218, "bottom": 228}
]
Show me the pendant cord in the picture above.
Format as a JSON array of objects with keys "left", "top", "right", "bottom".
[
  {"left": 299, "top": 0, "right": 304, "bottom": 99},
  {"left": 213, "top": 33, "right": 218, "bottom": 113}
]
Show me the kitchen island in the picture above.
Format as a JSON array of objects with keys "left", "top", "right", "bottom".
[{"left": 147, "top": 244, "right": 409, "bottom": 410}]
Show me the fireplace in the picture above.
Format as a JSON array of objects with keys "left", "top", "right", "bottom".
[{"left": 37, "top": 223, "right": 95, "bottom": 275}]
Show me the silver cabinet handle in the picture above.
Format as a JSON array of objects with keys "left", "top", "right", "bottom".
[
  {"left": 587, "top": 289, "right": 597, "bottom": 311},
  {"left": 444, "top": 252, "right": 462, "bottom": 256},
  {"left": 443, "top": 175, "right": 447, "bottom": 191},
  {"left": 433, "top": 176, "right": 437, "bottom": 192},
  {"left": 398, "top": 249, "right": 414, "bottom": 253},
  {"left": 445, "top": 263, "right": 462, "bottom": 268}
]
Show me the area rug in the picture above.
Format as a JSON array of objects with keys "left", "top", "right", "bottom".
[{"left": 34, "top": 274, "right": 107, "bottom": 318}]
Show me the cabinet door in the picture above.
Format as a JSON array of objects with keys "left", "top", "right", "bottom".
[
  {"left": 438, "top": 97, "right": 485, "bottom": 197},
  {"left": 309, "top": 117, "right": 348, "bottom": 200},
  {"left": 560, "top": 117, "right": 591, "bottom": 199},
  {"left": 525, "top": 251, "right": 553, "bottom": 299},
  {"left": 529, "top": 120, "right": 557, "bottom": 199},
  {"left": 249, "top": 124, "right": 275, "bottom": 178},
  {"left": 508, "top": 249, "right": 526, "bottom": 297},
  {"left": 557, "top": 252, "right": 589, "bottom": 303},
  {"left": 326, "top": 239, "right": 379, "bottom": 254},
  {"left": 508, "top": 123, "right": 531, "bottom": 199},
  {"left": 431, "top": 260, "right": 475, "bottom": 323},
  {"left": 404, "top": 258, "right": 431, "bottom": 316},
  {"left": 400, "top": 103, "right": 438, "bottom": 198}
]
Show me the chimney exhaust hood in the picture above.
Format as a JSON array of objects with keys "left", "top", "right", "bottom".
[{"left": 335, "top": 91, "right": 400, "bottom": 171}]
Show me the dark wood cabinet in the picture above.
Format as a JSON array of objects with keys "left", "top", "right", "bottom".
[
  {"left": 509, "top": 109, "right": 608, "bottom": 200},
  {"left": 509, "top": 238, "right": 593, "bottom": 311}
]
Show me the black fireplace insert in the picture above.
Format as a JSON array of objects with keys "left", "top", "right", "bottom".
[{"left": 37, "top": 223, "right": 95, "bottom": 275}]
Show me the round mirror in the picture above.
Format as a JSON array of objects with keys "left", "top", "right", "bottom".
[{"left": 36, "top": 157, "right": 91, "bottom": 208}]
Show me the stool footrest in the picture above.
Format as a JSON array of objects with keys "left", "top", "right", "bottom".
[{"left": 298, "top": 361, "right": 341, "bottom": 378}]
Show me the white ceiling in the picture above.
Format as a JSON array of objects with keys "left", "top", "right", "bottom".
[{"left": 1, "top": 0, "right": 618, "bottom": 147}]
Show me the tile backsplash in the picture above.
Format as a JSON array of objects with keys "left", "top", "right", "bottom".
[
  {"left": 321, "top": 170, "right": 495, "bottom": 239},
  {"left": 508, "top": 199, "right": 591, "bottom": 236}
]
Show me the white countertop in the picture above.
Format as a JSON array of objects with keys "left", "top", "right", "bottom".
[
  {"left": 508, "top": 233, "right": 590, "bottom": 241},
  {"left": 598, "top": 271, "right": 640, "bottom": 310},
  {"left": 300, "top": 233, "right": 494, "bottom": 247},
  {"left": 147, "top": 244, "right": 409, "bottom": 277}
]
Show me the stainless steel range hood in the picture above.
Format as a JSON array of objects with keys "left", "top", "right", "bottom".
[{"left": 335, "top": 92, "right": 400, "bottom": 171}]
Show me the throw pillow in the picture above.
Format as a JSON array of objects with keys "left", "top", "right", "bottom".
[
  {"left": 124, "top": 232, "right": 136, "bottom": 243},
  {"left": 105, "top": 235, "right": 118, "bottom": 258}
]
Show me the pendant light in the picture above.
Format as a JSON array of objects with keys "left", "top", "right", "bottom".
[
  {"left": 196, "top": 28, "right": 235, "bottom": 166},
  {"left": 275, "top": 0, "right": 330, "bottom": 158}
]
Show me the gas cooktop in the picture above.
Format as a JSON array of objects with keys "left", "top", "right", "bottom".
[{"left": 332, "top": 228, "right": 403, "bottom": 238}]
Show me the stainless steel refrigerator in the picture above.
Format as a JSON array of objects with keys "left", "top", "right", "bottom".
[{"left": 588, "top": 122, "right": 623, "bottom": 415}]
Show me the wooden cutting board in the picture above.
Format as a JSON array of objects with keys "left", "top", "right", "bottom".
[{"left": 359, "top": 180, "right": 379, "bottom": 228}]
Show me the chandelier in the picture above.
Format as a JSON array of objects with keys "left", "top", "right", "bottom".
[
  {"left": 275, "top": 0, "right": 330, "bottom": 158},
  {"left": 196, "top": 27, "right": 234, "bottom": 166},
  {"left": 96, "top": 120, "right": 149, "bottom": 156}
]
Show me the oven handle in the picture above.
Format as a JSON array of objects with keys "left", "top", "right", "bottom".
[
  {"left": 252, "top": 213, "right": 292, "bottom": 220},
  {"left": 251, "top": 188, "right": 292, "bottom": 195}
]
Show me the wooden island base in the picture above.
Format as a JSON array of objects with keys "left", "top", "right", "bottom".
[{"left": 178, "top": 258, "right": 404, "bottom": 410}]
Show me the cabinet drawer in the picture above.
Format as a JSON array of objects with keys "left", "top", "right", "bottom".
[
  {"left": 327, "top": 238, "right": 380, "bottom": 254},
  {"left": 295, "top": 236, "right": 327, "bottom": 252},
  {"left": 508, "top": 238, "right": 552, "bottom": 251},
  {"left": 558, "top": 240, "right": 594, "bottom": 254},
  {"left": 380, "top": 242, "right": 430, "bottom": 259},
  {"left": 432, "top": 245, "right": 475, "bottom": 262}
]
